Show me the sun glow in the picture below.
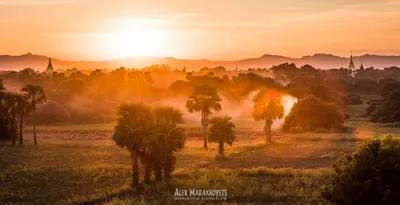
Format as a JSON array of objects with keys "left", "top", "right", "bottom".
[{"left": 106, "top": 19, "right": 174, "bottom": 58}]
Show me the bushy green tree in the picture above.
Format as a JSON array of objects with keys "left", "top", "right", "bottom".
[
  {"left": 112, "top": 103, "right": 186, "bottom": 186},
  {"left": 282, "top": 95, "right": 344, "bottom": 132},
  {"left": 153, "top": 106, "right": 185, "bottom": 178},
  {"left": 3, "top": 92, "right": 20, "bottom": 144},
  {"left": 322, "top": 135, "right": 400, "bottom": 205},
  {"left": 252, "top": 90, "right": 284, "bottom": 142},
  {"left": 186, "top": 84, "right": 222, "bottom": 149},
  {"left": 0, "top": 91, "right": 17, "bottom": 142},
  {"left": 208, "top": 116, "right": 236, "bottom": 156},
  {"left": 113, "top": 103, "right": 154, "bottom": 186}
]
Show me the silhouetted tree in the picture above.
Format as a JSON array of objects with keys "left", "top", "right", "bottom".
[
  {"left": 153, "top": 106, "right": 185, "bottom": 179},
  {"left": 252, "top": 90, "right": 284, "bottom": 142},
  {"left": 186, "top": 85, "right": 222, "bottom": 149},
  {"left": 208, "top": 116, "right": 236, "bottom": 156},
  {"left": 15, "top": 94, "right": 28, "bottom": 145},
  {"left": 3, "top": 92, "right": 20, "bottom": 145},
  {"left": 21, "top": 84, "right": 47, "bottom": 145},
  {"left": 112, "top": 103, "right": 154, "bottom": 187}
]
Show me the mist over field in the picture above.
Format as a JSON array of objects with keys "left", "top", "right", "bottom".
[{"left": 2, "top": 0, "right": 400, "bottom": 204}]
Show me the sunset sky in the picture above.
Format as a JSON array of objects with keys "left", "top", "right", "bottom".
[{"left": 1, "top": 0, "right": 400, "bottom": 60}]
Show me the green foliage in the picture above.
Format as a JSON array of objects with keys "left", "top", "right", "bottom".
[
  {"left": 57, "top": 79, "right": 86, "bottom": 94},
  {"left": 0, "top": 92, "right": 17, "bottom": 141},
  {"left": 208, "top": 116, "right": 236, "bottom": 155},
  {"left": 113, "top": 103, "right": 154, "bottom": 151},
  {"left": 322, "top": 135, "right": 400, "bottom": 205},
  {"left": 283, "top": 95, "right": 344, "bottom": 132},
  {"left": 21, "top": 84, "right": 47, "bottom": 145},
  {"left": 33, "top": 100, "right": 71, "bottom": 124},
  {"left": 21, "top": 84, "right": 47, "bottom": 113},
  {"left": 186, "top": 84, "right": 222, "bottom": 115},
  {"left": 347, "top": 93, "right": 362, "bottom": 105},
  {"left": 252, "top": 90, "right": 284, "bottom": 121},
  {"left": 367, "top": 89, "right": 400, "bottom": 123},
  {"left": 186, "top": 84, "right": 222, "bottom": 149},
  {"left": 112, "top": 103, "right": 186, "bottom": 184},
  {"left": 252, "top": 89, "right": 284, "bottom": 142}
]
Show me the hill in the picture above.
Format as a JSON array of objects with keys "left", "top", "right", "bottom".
[{"left": 1, "top": 53, "right": 400, "bottom": 71}]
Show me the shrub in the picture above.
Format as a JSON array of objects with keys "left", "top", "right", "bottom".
[
  {"left": 347, "top": 93, "right": 362, "bottom": 105},
  {"left": 282, "top": 95, "right": 344, "bottom": 132},
  {"left": 31, "top": 100, "right": 71, "bottom": 124},
  {"left": 322, "top": 135, "right": 400, "bottom": 205},
  {"left": 378, "top": 116, "right": 391, "bottom": 123},
  {"left": 288, "top": 126, "right": 304, "bottom": 134}
]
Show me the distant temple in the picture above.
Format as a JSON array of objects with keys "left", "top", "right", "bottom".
[
  {"left": 348, "top": 54, "right": 357, "bottom": 77},
  {"left": 46, "top": 58, "right": 54, "bottom": 74},
  {"left": 360, "top": 63, "right": 365, "bottom": 70}
]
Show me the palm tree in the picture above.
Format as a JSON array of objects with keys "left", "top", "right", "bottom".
[
  {"left": 15, "top": 94, "right": 28, "bottom": 145},
  {"left": 153, "top": 106, "right": 185, "bottom": 179},
  {"left": 3, "top": 92, "right": 19, "bottom": 145},
  {"left": 252, "top": 90, "right": 284, "bottom": 142},
  {"left": 186, "top": 85, "right": 222, "bottom": 149},
  {"left": 208, "top": 116, "right": 236, "bottom": 156},
  {"left": 112, "top": 103, "right": 154, "bottom": 187},
  {"left": 21, "top": 84, "right": 47, "bottom": 145},
  {"left": 0, "top": 79, "right": 4, "bottom": 91}
]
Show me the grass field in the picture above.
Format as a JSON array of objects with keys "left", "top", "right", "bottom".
[{"left": 1, "top": 106, "right": 399, "bottom": 205}]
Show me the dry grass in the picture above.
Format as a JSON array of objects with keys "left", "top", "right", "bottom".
[{"left": 2, "top": 115, "right": 399, "bottom": 205}]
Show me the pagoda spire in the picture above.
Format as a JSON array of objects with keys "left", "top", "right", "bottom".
[
  {"left": 348, "top": 52, "right": 355, "bottom": 69},
  {"left": 46, "top": 58, "right": 54, "bottom": 72}
]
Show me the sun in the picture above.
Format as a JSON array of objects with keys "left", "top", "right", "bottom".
[{"left": 105, "top": 19, "right": 173, "bottom": 58}]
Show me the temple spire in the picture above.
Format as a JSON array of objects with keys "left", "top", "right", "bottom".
[
  {"left": 348, "top": 53, "right": 355, "bottom": 69},
  {"left": 46, "top": 58, "right": 54, "bottom": 72},
  {"left": 348, "top": 52, "right": 357, "bottom": 77}
]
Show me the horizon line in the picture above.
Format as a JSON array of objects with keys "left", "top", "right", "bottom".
[{"left": 2, "top": 52, "right": 400, "bottom": 62}]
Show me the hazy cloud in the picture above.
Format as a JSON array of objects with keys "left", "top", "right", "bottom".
[{"left": 0, "top": 0, "right": 85, "bottom": 6}]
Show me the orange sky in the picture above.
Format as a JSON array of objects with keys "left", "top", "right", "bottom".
[{"left": 1, "top": 0, "right": 400, "bottom": 60}]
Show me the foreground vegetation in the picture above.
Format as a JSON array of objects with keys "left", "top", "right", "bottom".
[
  {"left": 1, "top": 119, "right": 398, "bottom": 205},
  {"left": 0, "top": 138, "right": 332, "bottom": 205}
]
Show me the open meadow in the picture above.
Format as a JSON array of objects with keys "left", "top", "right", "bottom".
[{"left": 1, "top": 104, "right": 399, "bottom": 205}]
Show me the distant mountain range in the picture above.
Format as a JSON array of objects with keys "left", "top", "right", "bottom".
[{"left": 1, "top": 53, "right": 400, "bottom": 71}]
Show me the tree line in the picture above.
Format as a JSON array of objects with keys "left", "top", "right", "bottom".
[{"left": 0, "top": 79, "right": 47, "bottom": 144}]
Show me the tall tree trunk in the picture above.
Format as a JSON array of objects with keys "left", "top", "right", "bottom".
[
  {"left": 12, "top": 118, "right": 17, "bottom": 145},
  {"left": 163, "top": 154, "right": 174, "bottom": 179},
  {"left": 154, "top": 166, "right": 162, "bottom": 182},
  {"left": 144, "top": 163, "right": 151, "bottom": 184},
  {"left": 131, "top": 151, "right": 139, "bottom": 187},
  {"left": 202, "top": 111, "right": 208, "bottom": 149},
  {"left": 264, "top": 119, "right": 269, "bottom": 142},
  {"left": 33, "top": 112, "right": 37, "bottom": 145},
  {"left": 218, "top": 141, "right": 224, "bottom": 156},
  {"left": 264, "top": 119, "right": 272, "bottom": 142},
  {"left": 19, "top": 115, "right": 24, "bottom": 145},
  {"left": 268, "top": 124, "right": 272, "bottom": 142}
]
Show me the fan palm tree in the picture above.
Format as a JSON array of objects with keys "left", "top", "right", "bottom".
[
  {"left": 112, "top": 103, "right": 154, "bottom": 187},
  {"left": 15, "top": 94, "right": 28, "bottom": 145},
  {"left": 252, "top": 89, "right": 284, "bottom": 142},
  {"left": 3, "top": 92, "right": 19, "bottom": 145},
  {"left": 0, "top": 79, "right": 4, "bottom": 91},
  {"left": 186, "top": 85, "right": 221, "bottom": 149},
  {"left": 208, "top": 116, "right": 236, "bottom": 156},
  {"left": 21, "top": 84, "right": 47, "bottom": 145},
  {"left": 153, "top": 106, "right": 185, "bottom": 179}
]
